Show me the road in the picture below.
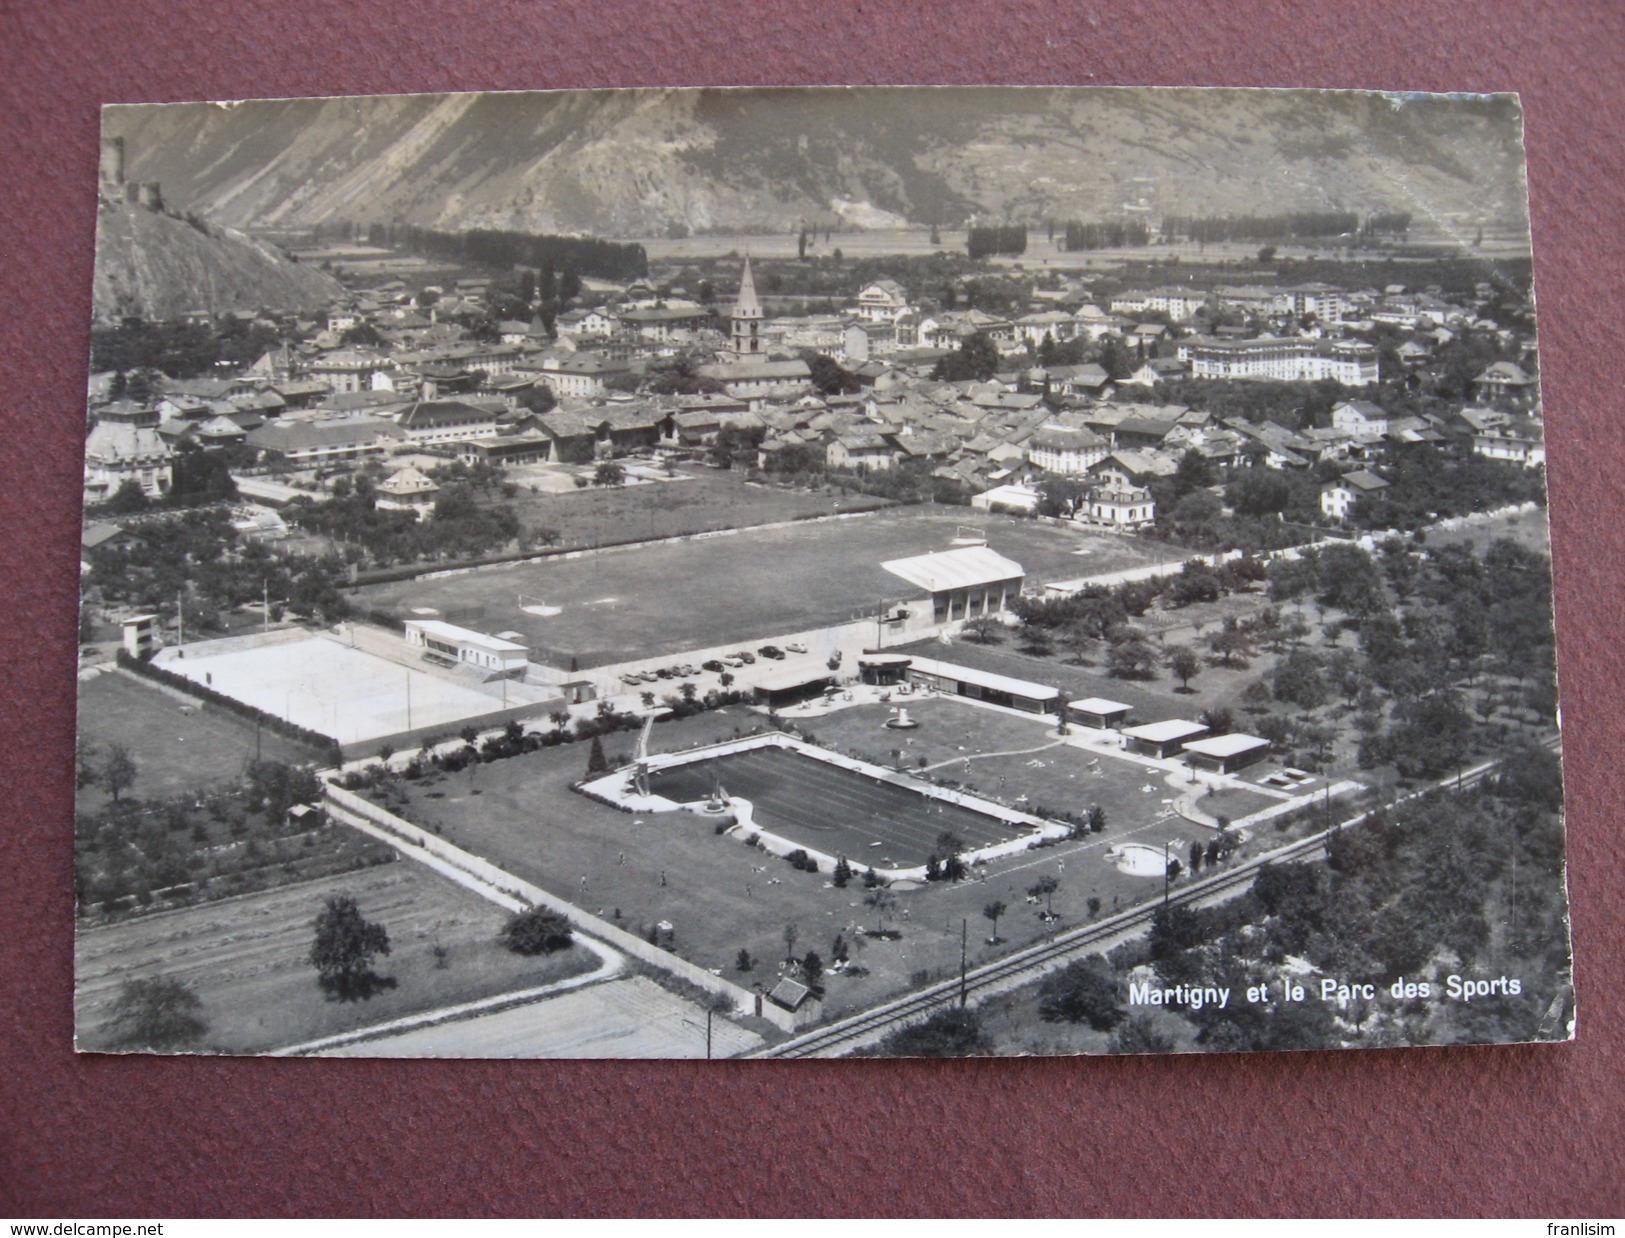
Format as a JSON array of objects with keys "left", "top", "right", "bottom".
[{"left": 321, "top": 975, "right": 765, "bottom": 1059}]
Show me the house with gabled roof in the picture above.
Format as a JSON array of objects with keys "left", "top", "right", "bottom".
[{"left": 1320, "top": 469, "right": 1390, "bottom": 520}]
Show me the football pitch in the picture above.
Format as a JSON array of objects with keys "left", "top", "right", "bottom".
[
  {"left": 353, "top": 508, "right": 1167, "bottom": 668},
  {"left": 648, "top": 744, "right": 1024, "bottom": 867}
]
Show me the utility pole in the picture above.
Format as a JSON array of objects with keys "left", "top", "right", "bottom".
[
  {"left": 176, "top": 589, "right": 184, "bottom": 650},
  {"left": 959, "top": 917, "right": 968, "bottom": 1008},
  {"left": 263, "top": 579, "right": 270, "bottom": 635}
]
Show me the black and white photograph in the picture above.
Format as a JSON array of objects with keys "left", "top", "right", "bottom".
[{"left": 74, "top": 85, "right": 1571, "bottom": 1060}]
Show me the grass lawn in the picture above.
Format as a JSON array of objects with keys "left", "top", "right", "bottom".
[
  {"left": 353, "top": 507, "right": 1171, "bottom": 669},
  {"left": 494, "top": 470, "right": 895, "bottom": 550},
  {"left": 899, "top": 631, "right": 1278, "bottom": 736},
  {"left": 75, "top": 859, "right": 595, "bottom": 1055},
  {"left": 363, "top": 701, "right": 1242, "bottom": 1023},
  {"left": 76, "top": 670, "right": 325, "bottom": 810}
]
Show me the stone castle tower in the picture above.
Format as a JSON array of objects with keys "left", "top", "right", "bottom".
[{"left": 730, "top": 256, "right": 763, "bottom": 362}]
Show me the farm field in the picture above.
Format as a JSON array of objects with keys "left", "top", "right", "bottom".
[
  {"left": 354, "top": 508, "right": 1171, "bottom": 669},
  {"left": 356, "top": 702, "right": 1234, "bottom": 1023},
  {"left": 75, "top": 860, "right": 596, "bottom": 1055},
  {"left": 495, "top": 470, "right": 895, "bottom": 550},
  {"left": 76, "top": 669, "right": 324, "bottom": 809}
]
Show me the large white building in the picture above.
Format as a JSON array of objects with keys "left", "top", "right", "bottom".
[
  {"left": 1027, "top": 425, "right": 1110, "bottom": 475},
  {"left": 403, "top": 619, "right": 529, "bottom": 677},
  {"left": 84, "top": 421, "right": 173, "bottom": 502},
  {"left": 1179, "top": 337, "right": 1379, "bottom": 386},
  {"left": 881, "top": 545, "right": 1026, "bottom": 627}
]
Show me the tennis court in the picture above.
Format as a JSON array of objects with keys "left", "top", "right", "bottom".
[{"left": 648, "top": 744, "right": 1026, "bottom": 866}]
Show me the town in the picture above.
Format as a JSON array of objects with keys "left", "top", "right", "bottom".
[{"left": 75, "top": 89, "right": 1569, "bottom": 1060}]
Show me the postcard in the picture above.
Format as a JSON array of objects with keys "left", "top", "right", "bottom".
[{"left": 75, "top": 86, "right": 1571, "bottom": 1058}]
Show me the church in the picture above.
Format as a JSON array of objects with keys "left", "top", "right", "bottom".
[{"left": 697, "top": 257, "right": 813, "bottom": 400}]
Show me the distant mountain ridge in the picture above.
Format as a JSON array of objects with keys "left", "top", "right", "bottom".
[{"left": 104, "top": 88, "right": 1530, "bottom": 239}]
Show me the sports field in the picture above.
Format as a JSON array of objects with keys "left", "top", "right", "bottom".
[
  {"left": 649, "top": 745, "right": 1025, "bottom": 866},
  {"left": 156, "top": 635, "right": 516, "bottom": 746},
  {"left": 354, "top": 509, "right": 1168, "bottom": 668}
]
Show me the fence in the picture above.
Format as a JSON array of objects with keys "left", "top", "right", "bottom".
[{"left": 324, "top": 783, "right": 798, "bottom": 1033}]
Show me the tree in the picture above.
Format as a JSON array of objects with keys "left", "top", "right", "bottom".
[
  {"left": 101, "top": 744, "right": 138, "bottom": 803},
  {"left": 103, "top": 479, "right": 151, "bottom": 515},
  {"left": 864, "top": 886, "right": 897, "bottom": 934},
  {"left": 801, "top": 949, "right": 824, "bottom": 990},
  {"left": 1086, "top": 804, "right": 1107, "bottom": 834},
  {"left": 931, "top": 331, "right": 1000, "bottom": 383},
  {"left": 1028, "top": 874, "right": 1060, "bottom": 919},
  {"left": 308, "top": 894, "right": 391, "bottom": 998},
  {"left": 963, "top": 615, "right": 1004, "bottom": 645},
  {"left": 736, "top": 948, "right": 753, "bottom": 973},
  {"left": 586, "top": 735, "right": 609, "bottom": 775},
  {"left": 1037, "top": 954, "right": 1125, "bottom": 1031},
  {"left": 783, "top": 922, "right": 799, "bottom": 965},
  {"left": 983, "top": 899, "right": 1007, "bottom": 943},
  {"left": 1107, "top": 632, "right": 1159, "bottom": 680},
  {"left": 103, "top": 975, "right": 207, "bottom": 1051},
  {"left": 1167, "top": 645, "right": 1202, "bottom": 692},
  {"left": 832, "top": 855, "right": 853, "bottom": 888},
  {"left": 500, "top": 906, "right": 573, "bottom": 955},
  {"left": 593, "top": 461, "right": 627, "bottom": 487},
  {"left": 874, "top": 1006, "right": 991, "bottom": 1057}
]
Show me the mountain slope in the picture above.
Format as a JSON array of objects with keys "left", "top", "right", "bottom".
[
  {"left": 93, "top": 201, "right": 344, "bottom": 323},
  {"left": 104, "top": 88, "right": 1529, "bottom": 238}
]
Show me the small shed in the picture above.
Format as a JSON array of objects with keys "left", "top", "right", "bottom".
[
  {"left": 767, "top": 977, "right": 823, "bottom": 1028},
  {"left": 1182, "top": 733, "right": 1272, "bottom": 774},
  {"left": 1068, "top": 697, "right": 1133, "bottom": 730},
  {"left": 858, "top": 653, "right": 913, "bottom": 686},
  {"left": 1122, "top": 719, "right": 1209, "bottom": 759}
]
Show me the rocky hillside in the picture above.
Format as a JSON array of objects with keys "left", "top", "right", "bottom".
[
  {"left": 92, "top": 201, "right": 343, "bottom": 323},
  {"left": 104, "top": 88, "right": 1530, "bottom": 238}
]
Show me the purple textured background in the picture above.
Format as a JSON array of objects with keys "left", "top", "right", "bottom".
[{"left": 2, "top": 0, "right": 1621, "bottom": 1218}]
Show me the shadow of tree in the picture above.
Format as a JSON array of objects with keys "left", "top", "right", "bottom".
[{"left": 317, "top": 971, "right": 398, "bottom": 1002}]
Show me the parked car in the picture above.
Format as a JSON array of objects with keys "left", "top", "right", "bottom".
[
  {"left": 721, "top": 656, "right": 744, "bottom": 668},
  {"left": 621, "top": 673, "right": 642, "bottom": 686},
  {"left": 785, "top": 642, "right": 807, "bottom": 654},
  {"left": 758, "top": 645, "right": 785, "bottom": 659},
  {"left": 736, "top": 651, "right": 756, "bottom": 664},
  {"left": 702, "top": 659, "right": 725, "bottom": 673}
]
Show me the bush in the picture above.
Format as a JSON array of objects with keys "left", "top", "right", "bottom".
[
  {"left": 1037, "top": 954, "right": 1125, "bottom": 1031},
  {"left": 500, "top": 906, "right": 573, "bottom": 955}
]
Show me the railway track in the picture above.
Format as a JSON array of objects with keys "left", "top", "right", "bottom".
[{"left": 751, "top": 735, "right": 1559, "bottom": 1059}]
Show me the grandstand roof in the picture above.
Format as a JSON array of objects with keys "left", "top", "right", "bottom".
[{"left": 881, "top": 546, "right": 1026, "bottom": 595}]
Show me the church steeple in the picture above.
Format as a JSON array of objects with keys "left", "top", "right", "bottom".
[{"left": 730, "top": 256, "right": 763, "bottom": 361}]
